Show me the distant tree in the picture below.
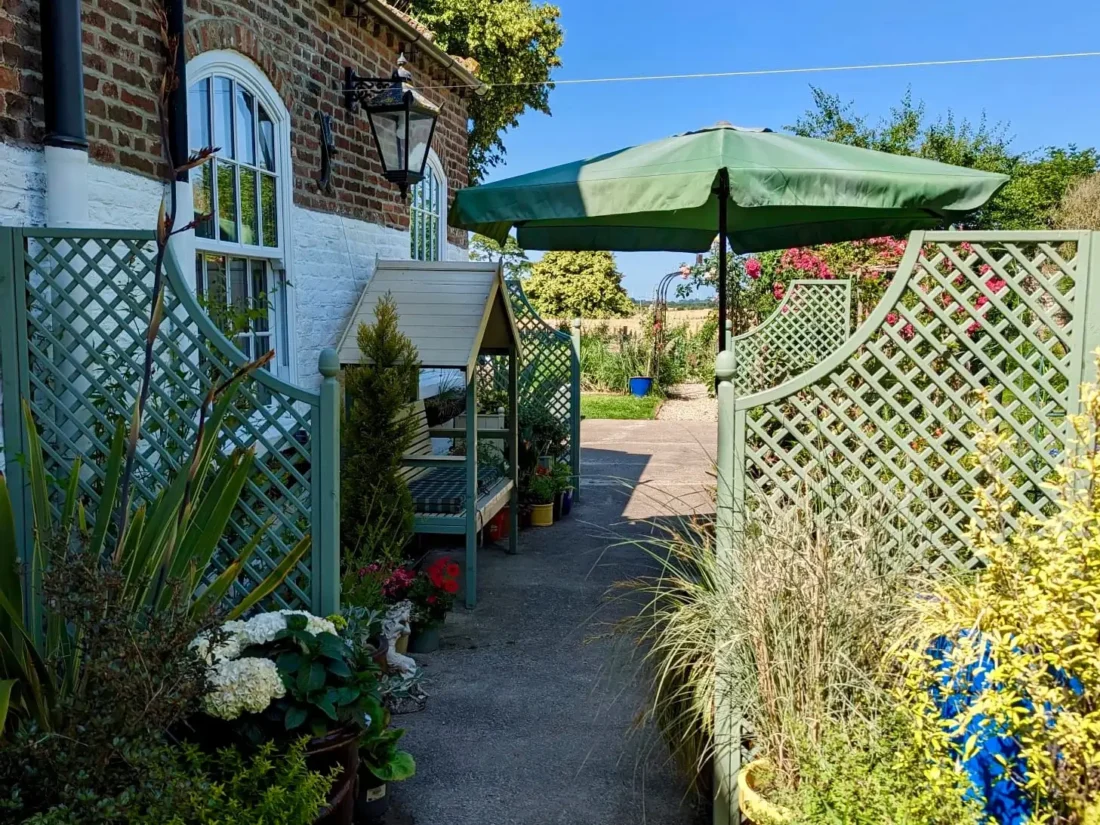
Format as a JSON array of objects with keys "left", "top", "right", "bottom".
[
  {"left": 1056, "top": 174, "right": 1100, "bottom": 230},
  {"left": 408, "top": 0, "right": 564, "bottom": 183},
  {"left": 524, "top": 251, "right": 634, "bottom": 318},
  {"left": 470, "top": 233, "right": 532, "bottom": 281},
  {"left": 790, "top": 87, "right": 1099, "bottom": 230}
]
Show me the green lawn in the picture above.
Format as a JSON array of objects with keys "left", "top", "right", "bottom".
[{"left": 581, "top": 393, "right": 662, "bottom": 420}]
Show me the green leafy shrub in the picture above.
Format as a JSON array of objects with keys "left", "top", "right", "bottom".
[
  {"left": 780, "top": 713, "right": 978, "bottom": 825},
  {"left": 15, "top": 740, "right": 332, "bottom": 825},
  {"left": 892, "top": 383, "right": 1100, "bottom": 822},
  {"left": 341, "top": 294, "right": 421, "bottom": 568}
]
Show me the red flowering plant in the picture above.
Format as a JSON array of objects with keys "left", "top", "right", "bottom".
[
  {"left": 382, "top": 566, "right": 417, "bottom": 603},
  {"left": 407, "top": 559, "right": 461, "bottom": 627}
]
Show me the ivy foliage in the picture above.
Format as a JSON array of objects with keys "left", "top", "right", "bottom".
[
  {"left": 408, "top": 0, "right": 564, "bottom": 183},
  {"left": 523, "top": 250, "right": 634, "bottom": 318},
  {"left": 790, "top": 87, "right": 1099, "bottom": 230}
]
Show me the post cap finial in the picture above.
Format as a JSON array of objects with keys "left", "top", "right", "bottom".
[
  {"left": 716, "top": 349, "right": 736, "bottom": 382},
  {"left": 572, "top": 318, "right": 581, "bottom": 329},
  {"left": 319, "top": 348, "right": 340, "bottom": 377}
]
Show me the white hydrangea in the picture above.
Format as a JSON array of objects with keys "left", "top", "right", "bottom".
[
  {"left": 191, "top": 610, "right": 339, "bottom": 721},
  {"left": 203, "top": 657, "right": 286, "bottom": 720},
  {"left": 190, "top": 620, "right": 247, "bottom": 664}
]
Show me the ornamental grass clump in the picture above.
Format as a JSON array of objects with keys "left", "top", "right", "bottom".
[
  {"left": 614, "top": 490, "right": 914, "bottom": 795},
  {"left": 892, "top": 378, "right": 1100, "bottom": 823}
]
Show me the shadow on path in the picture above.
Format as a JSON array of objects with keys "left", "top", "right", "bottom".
[{"left": 391, "top": 420, "right": 716, "bottom": 825}]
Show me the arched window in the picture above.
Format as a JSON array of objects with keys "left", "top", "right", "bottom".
[
  {"left": 409, "top": 152, "right": 446, "bottom": 261},
  {"left": 187, "top": 51, "right": 295, "bottom": 380}
]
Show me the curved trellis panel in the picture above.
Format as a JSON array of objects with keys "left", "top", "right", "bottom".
[
  {"left": 0, "top": 228, "right": 340, "bottom": 614},
  {"left": 477, "top": 280, "right": 581, "bottom": 490},
  {"left": 731, "top": 231, "right": 1097, "bottom": 573},
  {"left": 713, "top": 230, "right": 1100, "bottom": 820},
  {"left": 732, "top": 279, "right": 851, "bottom": 395}
]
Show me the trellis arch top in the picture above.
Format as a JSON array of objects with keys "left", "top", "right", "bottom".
[
  {"left": 732, "top": 279, "right": 852, "bottom": 395},
  {"left": 336, "top": 260, "right": 523, "bottom": 377}
]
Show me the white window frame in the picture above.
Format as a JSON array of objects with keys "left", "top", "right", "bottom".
[
  {"left": 186, "top": 50, "right": 298, "bottom": 384},
  {"left": 409, "top": 148, "right": 448, "bottom": 262}
]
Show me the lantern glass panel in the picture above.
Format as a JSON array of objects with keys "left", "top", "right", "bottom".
[{"left": 368, "top": 108, "right": 407, "bottom": 175}]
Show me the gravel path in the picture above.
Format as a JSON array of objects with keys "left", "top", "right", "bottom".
[{"left": 656, "top": 384, "right": 716, "bottom": 423}]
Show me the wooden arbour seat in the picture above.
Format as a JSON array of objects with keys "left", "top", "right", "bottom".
[
  {"left": 337, "top": 259, "right": 523, "bottom": 608},
  {"left": 399, "top": 400, "right": 516, "bottom": 545}
]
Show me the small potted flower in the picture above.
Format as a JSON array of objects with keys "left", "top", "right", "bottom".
[
  {"left": 551, "top": 461, "right": 574, "bottom": 520},
  {"left": 529, "top": 467, "right": 556, "bottom": 527},
  {"left": 406, "top": 558, "right": 460, "bottom": 653}
]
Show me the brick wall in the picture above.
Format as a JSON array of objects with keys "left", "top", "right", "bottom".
[{"left": 0, "top": 0, "right": 470, "bottom": 245}]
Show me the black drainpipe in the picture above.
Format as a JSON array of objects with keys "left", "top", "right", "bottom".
[
  {"left": 41, "top": 0, "right": 87, "bottom": 150},
  {"left": 167, "top": 0, "right": 188, "bottom": 182}
]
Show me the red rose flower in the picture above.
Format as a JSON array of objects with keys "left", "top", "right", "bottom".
[
  {"left": 443, "top": 579, "right": 459, "bottom": 594},
  {"left": 427, "top": 595, "right": 437, "bottom": 604},
  {"left": 446, "top": 562, "right": 460, "bottom": 579}
]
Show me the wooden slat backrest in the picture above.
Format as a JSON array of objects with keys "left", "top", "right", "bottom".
[{"left": 398, "top": 400, "right": 432, "bottom": 483}]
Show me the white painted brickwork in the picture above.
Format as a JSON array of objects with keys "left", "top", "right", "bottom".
[{"left": 0, "top": 142, "right": 468, "bottom": 471}]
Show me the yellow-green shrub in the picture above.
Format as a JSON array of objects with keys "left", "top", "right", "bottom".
[{"left": 893, "top": 381, "right": 1100, "bottom": 823}]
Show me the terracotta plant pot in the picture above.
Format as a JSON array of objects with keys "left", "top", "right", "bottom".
[
  {"left": 306, "top": 725, "right": 363, "bottom": 825},
  {"left": 394, "top": 632, "right": 410, "bottom": 655},
  {"left": 409, "top": 622, "right": 441, "bottom": 653},
  {"left": 737, "top": 759, "right": 794, "bottom": 825},
  {"left": 531, "top": 502, "right": 554, "bottom": 527}
]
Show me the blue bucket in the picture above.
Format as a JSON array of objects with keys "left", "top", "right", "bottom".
[{"left": 629, "top": 377, "right": 654, "bottom": 397}]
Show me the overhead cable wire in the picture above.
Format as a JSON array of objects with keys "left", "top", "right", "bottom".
[{"left": 422, "top": 50, "right": 1100, "bottom": 92}]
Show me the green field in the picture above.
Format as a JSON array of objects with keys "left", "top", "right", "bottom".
[{"left": 581, "top": 393, "right": 662, "bottom": 420}]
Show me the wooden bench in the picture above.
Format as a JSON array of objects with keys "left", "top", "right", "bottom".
[{"left": 399, "top": 400, "right": 519, "bottom": 605}]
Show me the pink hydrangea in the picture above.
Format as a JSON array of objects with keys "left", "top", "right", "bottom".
[
  {"left": 987, "top": 276, "right": 1007, "bottom": 293},
  {"left": 967, "top": 321, "right": 982, "bottom": 336},
  {"left": 979, "top": 264, "right": 993, "bottom": 275},
  {"left": 745, "top": 257, "right": 762, "bottom": 279},
  {"left": 975, "top": 294, "right": 990, "bottom": 309}
]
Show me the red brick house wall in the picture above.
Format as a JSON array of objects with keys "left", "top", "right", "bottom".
[{"left": 0, "top": 0, "right": 471, "bottom": 246}]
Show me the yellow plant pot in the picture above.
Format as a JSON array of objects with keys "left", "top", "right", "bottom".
[
  {"left": 531, "top": 503, "right": 554, "bottom": 527},
  {"left": 738, "top": 760, "right": 794, "bottom": 825}
]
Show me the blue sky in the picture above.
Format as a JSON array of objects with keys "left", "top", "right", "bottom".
[{"left": 483, "top": 0, "right": 1100, "bottom": 300}]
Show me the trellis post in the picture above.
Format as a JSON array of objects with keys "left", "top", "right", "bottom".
[
  {"left": 314, "top": 348, "right": 341, "bottom": 616},
  {"left": 724, "top": 319, "right": 733, "bottom": 353},
  {"left": 0, "top": 227, "right": 35, "bottom": 621},
  {"left": 714, "top": 347, "right": 738, "bottom": 825},
  {"left": 571, "top": 317, "right": 582, "bottom": 502}
]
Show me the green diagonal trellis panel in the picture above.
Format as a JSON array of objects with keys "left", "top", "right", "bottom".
[{"left": 0, "top": 228, "right": 330, "bottom": 613}]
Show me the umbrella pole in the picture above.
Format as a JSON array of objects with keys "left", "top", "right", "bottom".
[{"left": 717, "top": 169, "right": 730, "bottom": 353}]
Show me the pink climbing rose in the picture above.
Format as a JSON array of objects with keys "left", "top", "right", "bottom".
[
  {"left": 886, "top": 311, "right": 900, "bottom": 326},
  {"left": 900, "top": 323, "right": 916, "bottom": 341},
  {"left": 745, "top": 257, "right": 762, "bottom": 279},
  {"left": 772, "top": 282, "right": 786, "bottom": 301}
]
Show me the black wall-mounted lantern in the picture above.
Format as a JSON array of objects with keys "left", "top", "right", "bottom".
[{"left": 344, "top": 54, "right": 440, "bottom": 199}]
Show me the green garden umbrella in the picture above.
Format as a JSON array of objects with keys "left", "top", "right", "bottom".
[{"left": 450, "top": 122, "right": 1009, "bottom": 348}]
